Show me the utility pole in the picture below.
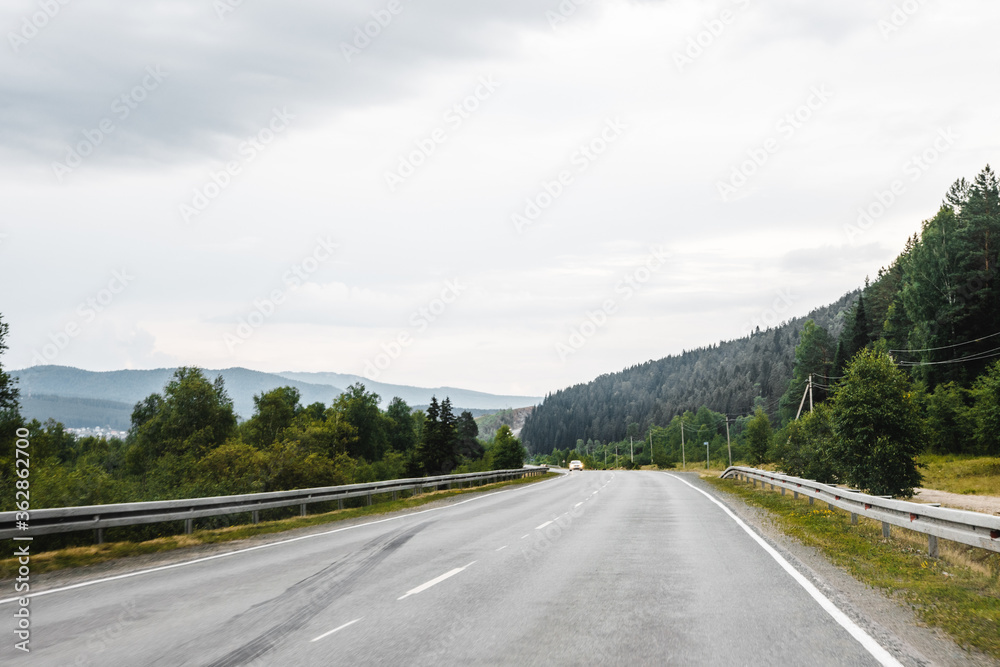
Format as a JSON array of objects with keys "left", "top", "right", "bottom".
[
  {"left": 681, "top": 422, "right": 686, "bottom": 469},
  {"left": 795, "top": 377, "right": 810, "bottom": 420},
  {"left": 808, "top": 374, "right": 814, "bottom": 413},
  {"left": 705, "top": 442, "right": 709, "bottom": 469},
  {"left": 630, "top": 436, "right": 634, "bottom": 463},
  {"left": 725, "top": 418, "right": 732, "bottom": 467}
]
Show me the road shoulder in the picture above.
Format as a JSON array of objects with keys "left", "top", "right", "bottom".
[{"left": 682, "top": 471, "right": 1000, "bottom": 667}]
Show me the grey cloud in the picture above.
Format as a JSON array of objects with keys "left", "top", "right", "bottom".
[{"left": 0, "top": 0, "right": 565, "bottom": 166}]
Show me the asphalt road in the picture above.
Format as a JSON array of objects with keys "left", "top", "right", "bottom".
[{"left": 2, "top": 471, "right": 909, "bottom": 666}]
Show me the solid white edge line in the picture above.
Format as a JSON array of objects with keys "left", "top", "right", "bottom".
[
  {"left": 663, "top": 473, "right": 903, "bottom": 667},
  {"left": 0, "top": 473, "right": 565, "bottom": 606},
  {"left": 310, "top": 617, "right": 363, "bottom": 643},
  {"left": 397, "top": 561, "right": 477, "bottom": 600}
]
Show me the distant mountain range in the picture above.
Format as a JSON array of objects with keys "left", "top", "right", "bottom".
[{"left": 11, "top": 366, "right": 542, "bottom": 431}]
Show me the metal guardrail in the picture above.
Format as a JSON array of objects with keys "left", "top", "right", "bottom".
[
  {"left": 0, "top": 468, "right": 546, "bottom": 542},
  {"left": 721, "top": 466, "right": 1000, "bottom": 557}
]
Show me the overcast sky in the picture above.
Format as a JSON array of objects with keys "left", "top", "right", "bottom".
[{"left": 1, "top": 0, "right": 997, "bottom": 398}]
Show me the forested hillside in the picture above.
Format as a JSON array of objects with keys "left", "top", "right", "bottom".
[
  {"left": 522, "top": 165, "right": 1000, "bottom": 458},
  {"left": 520, "top": 293, "right": 857, "bottom": 453}
]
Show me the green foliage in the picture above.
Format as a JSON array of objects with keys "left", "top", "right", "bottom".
[
  {"left": 242, "top": 386, "right": 301, "bottom": 448},
  {"left": 894, "top": 168, "right": 1000, "bottom": 385},
  {"left": 0, "top": 314, "right": 19, "bottom": 412},
  {"left": 385, "top": 397, "right": 417, "bottom": 452},
  {"left": 332, "top": 383, "right": 385, "bottom": 461},
  {"left": 126, "top": 367, "right": 238, "bottom": 474},
  {"left": 455, "top": 410, "right": 484, "bottom": 459},
  {"left": 490, "top": 424, "right": 526, "bottom": 470},
  {"left": 4, "top": 363, "right": 495, "bottom": 515},
  {"left": 779, "top": 320, "right": 833, "bottom": 424},
  {"left": 521, "top": 292, "right": 858, "bottom": 453},
  {"left": 971, "top": 360, "right": 1000, "bottom": 455},
  {"left": 773, "top": 404, "right": 838, "bottom": 483},
  {"left": 925, "top": 382, "right": 976, "bottom": 454},
  {"left": 832, "top": 346, "right": 923, "bottom": 497},
  {"left": 415, "top": 397, "right": 459, "bottom": 475},
  {"left": 744, "top": 408, "right": 773, "bottom": 465}
]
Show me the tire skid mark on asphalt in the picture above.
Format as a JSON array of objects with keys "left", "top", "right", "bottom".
[
  {"left": 193, "top": 524, "right": 426, "bottom": 667},
  {"left": 0, "top": 471, "right": 566, "bottom": 606},
  {"left": 316, "top": 471, "right": 614, "bottom": 649}
]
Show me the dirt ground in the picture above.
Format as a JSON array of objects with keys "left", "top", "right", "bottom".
[{"left": 912, "top": 487, "right": 1000, "bottom": 516}]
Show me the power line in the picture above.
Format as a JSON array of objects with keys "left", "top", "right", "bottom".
[
  {"left": 890, "top": 328, "right": 1000, "bottom": 355},
  {"left": 897, "top": 345, "right": 1000, "bottom": 367}
]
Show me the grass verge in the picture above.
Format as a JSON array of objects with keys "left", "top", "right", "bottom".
[
  {"left": 705, "top": 474, "right": 1000, "bottom": 659},
  {"left": 917, "top": 454, "right": 1000, "bottom": 496},
  {"left": 1, "top": 472, "right": 554, "bottom": 579}
]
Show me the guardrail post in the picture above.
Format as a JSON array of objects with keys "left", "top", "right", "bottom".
[
  {"left": 827, "top": 502, "right": 835, "bottom": 511},
  {"left": 882, "top": 522, "right": 891, "bottom": 539},
  {"left": 793, "top": 491, "right": 798, "bottom": 499},
  {"left": 780, "top": 487, "right": 785, "bottom": 496},
  {"left": 808, "top": 496, "right": 814, "bottom": 505},
  {"left": 851, "top": 513, "right": 858, "bottom": 525},
  {"left": 300, "top": 504, "right": 307, "bottom": 517},
  {"left": 367, "top": 493, "right": 372, "bottom": 506},
  {"left": 252, "top": 510, "right": 260, "bottom": 524},
  {"left": 928, "top": 534, "right": 939, "bottom": 558},
  {"left": 337, "top": 498, "right": 344, "bottom": 510},
  {"left": 96, "top": 527, "right": 104, "bottom": 544}
]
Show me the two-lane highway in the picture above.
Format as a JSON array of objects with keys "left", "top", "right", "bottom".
[{"left": 2, "top": 471, "right": 909, "bottom": 665}]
